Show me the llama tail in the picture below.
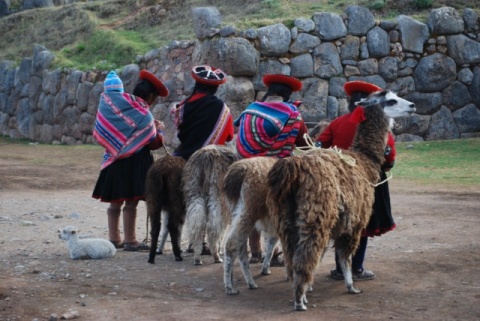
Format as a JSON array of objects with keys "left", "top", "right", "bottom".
[
  {"left": 145, "top": 160, "right": 165, "bottom": 216},
  {"left": 267, "top": 156, "right": 302, "bottom": 202},
  {"left": 183, "top": 146, "right": 239, "bottom": 196},
  {"left": 222, "top": 161, "right": 248, "bottom": 204}
]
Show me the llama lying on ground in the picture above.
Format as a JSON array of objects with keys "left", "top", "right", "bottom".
[
  {"left": 145, "top": 154, "right": 186, "bottom": 264},
  {"left": 183, "top": 145, "right": 240, "bottom": 265},
  {"left": 58, "top": 226, "right": 116, "bottom": 260},
  {"left": 267, "top": 90, "right": 415, "bottom": 311},
  {"left": 222, "top": 157, "right": 278, "bottom": 295}
]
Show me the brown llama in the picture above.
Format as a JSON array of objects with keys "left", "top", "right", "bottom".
[
  {"left": 267, "top": 90, "right": 415, "bottom": 311},
  {"left": 221, "top": 157, "right": 278, "bottom": 295},
  {"left": 182, "top": 145, "right": 240, "bottom": 265},
  {"left": 145, "top": 154, "right": 186, "bottom": 264}
]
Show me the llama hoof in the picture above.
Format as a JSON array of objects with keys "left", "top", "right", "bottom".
[
  {"left": 261, "top": 268, "right": 271, "bottom": 275},
  {"left": 308, "top": 285, "right": 313, "bottom": 292},
  {"left": 175, "top": 256, "right": 183, "bottom": 262},
  {"left": 156, "top": 250, "right": 163, "bottom": 255},
  {"left": 147, "top": 259, "right": 155, "bottom": 264},
  {"left": 194, "top": 259, "right": 203, "bottom": 265},
  {"left": 247, "top": 283, "right": 258, "bottom": 289},
  {"left": 226, "top": 287, "right": 240, "bottom": 295},
  {"left": 214, "top": 256, "right": 223, "bottom": 263},
  {"left": 294, "top": 302, "right": 307, "bottom": 311},
  {"left": 347, "top": 284, "right": 362, "bottom": 294}
]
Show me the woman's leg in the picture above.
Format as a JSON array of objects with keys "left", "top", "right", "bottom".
[
  {"left": 352, "top": 236, "right": 368, "bottom": 272},
  {"left": 123, "top": 200, "right": 149, "bottom": 251},
  {"left": 107, "top": 201, "right": 123, "bottom": 248}
]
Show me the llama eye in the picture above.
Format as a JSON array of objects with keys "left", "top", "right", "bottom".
[{"left": 386, "top": 99, "right": 396, "bottom": 106}]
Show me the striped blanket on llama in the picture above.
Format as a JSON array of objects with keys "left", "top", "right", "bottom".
[
  {"left": 93, "top": 92, "right": 156, "bottom": 169},
  {"left": 234, "top": 101, "right": 302, "bottom": 158}
]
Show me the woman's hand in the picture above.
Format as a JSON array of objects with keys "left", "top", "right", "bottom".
[{"left": 154, "top": 120, "right": 165, "bottom": 131}]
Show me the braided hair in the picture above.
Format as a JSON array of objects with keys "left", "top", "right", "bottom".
[
  {"left": 133, "top": 79, "right": 157, "bottom": 102},
  {"left": 261, "top": 83, "right": 293, "bottom": 102}
]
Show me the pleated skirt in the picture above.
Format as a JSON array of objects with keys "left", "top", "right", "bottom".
[{"left": 92, "top": 147, "right": 154, "bottom": 203}]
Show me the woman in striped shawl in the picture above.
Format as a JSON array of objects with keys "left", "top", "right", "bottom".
[{"left": 92, "top": 70, "right": 169, "bottom": 252}]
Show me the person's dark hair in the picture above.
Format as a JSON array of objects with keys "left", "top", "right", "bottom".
[
  {"left": 192, "top": 82, "right": 219, "bottom": 96},
  {"left": 133, "top": 79, "right": 157, "bottom": 101},
  {"left": 261, "top": 83, "right": 292, "bottom": 102},
  {"left": 348, "top": 91, "right": 370, "bottom": 112}
]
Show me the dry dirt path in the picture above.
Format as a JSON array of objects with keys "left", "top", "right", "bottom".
[{"left": 0, "top": 142, "right": 479, "bottom": 320}]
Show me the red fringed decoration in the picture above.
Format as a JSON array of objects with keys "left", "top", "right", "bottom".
[{"left": 350, "top": 106, "right": 366, "bottom": 124}]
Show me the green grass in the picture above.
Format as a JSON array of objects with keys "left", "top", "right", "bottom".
[
  {"left": 394, "top": 138, "right": 480, "bottom": 187},
  {"left": 0, "top": 0, "right": 479, "bottom": 70},
  {"left": 55, "top": 29, "right": 155, "bottom": 70}
]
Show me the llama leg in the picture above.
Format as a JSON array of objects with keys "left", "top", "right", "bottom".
[
  {"left": 223, "top": 228, "right": 242, "bottom": 295},
  {"left": 167, "top": 214, "right": 183, "bottom": 261},
  {"left": 238, "top": 239, "right": 257, "bottom": 290},
  {"left": 147, "top": 205, "right": 161, "bottom": 264},
  {"left": 336, "top": 248, "right": 361, "bottom": 294},
  {"left": 157, "top": 213, "right": 169, "bottom": 254},
  {"left": 186, "top": 198, "right": 207, "bottom": 265},
  {"left": 261, "top": 235, "right": 278, "bottom": 275},
  {"left": 207, "top": 197, "right": 223, "bottom": 263},
  {"left": 293, "top": 275, "right": 309, "bottom": 311},
  {"left": 291, "top": 250, "right": 310, "bottom": 311}
]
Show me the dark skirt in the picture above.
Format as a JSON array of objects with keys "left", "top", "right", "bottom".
[
  {"left": 363, "top": 171, "right": 396, "bottom": 237},
  {"left": 92, "top": 147, "right": 154, "bottom": 203}
]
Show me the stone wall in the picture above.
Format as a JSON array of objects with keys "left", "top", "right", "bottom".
[{"left": 1, "top": 5, "right": 480, "bottom": 147}]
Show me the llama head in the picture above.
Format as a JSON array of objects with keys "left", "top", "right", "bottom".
[
  {"left": 58, "top": 225, "right": 78, "bottom": 241},
  {"left": 356, "top": 90, "right": 416, "bottom": 119}
]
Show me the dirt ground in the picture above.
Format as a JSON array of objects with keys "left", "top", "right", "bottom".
[{"left": 0, "top": 141, "right": 479, "bottom": 321}]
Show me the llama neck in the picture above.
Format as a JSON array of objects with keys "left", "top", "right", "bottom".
[{"left": 351, "top": 105, "right": 389, "bottom": 168}]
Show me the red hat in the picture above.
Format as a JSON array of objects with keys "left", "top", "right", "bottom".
[
  {"left": 191, "top": 65, "right": 227, "bottom": 86},
  {"left": 263, "top": 74, "right": 303, "bottom": 92},
  {"left": 139, "top": 70, "right": 169, "bottom": 97},
  {"left": 344, "top": 81, "right": 381, "bottom": 97}
]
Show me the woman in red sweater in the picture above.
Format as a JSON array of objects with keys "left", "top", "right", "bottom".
[{"left": 317, "top": 80, "right": 396, "bottom": 281}]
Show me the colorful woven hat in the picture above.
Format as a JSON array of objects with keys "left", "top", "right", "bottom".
[
  {"left": 344, "top": 81, "right": 381, "bottom": 97},
  {"left": 262, "top": 74, "right": 303, "bottom": 92},
  {"left": 191, "top": 65, "right": 227, "bottom": 86},
  {"left": 139, "top": 70, "right": 169, "bottom": 97},
  {"left": 103, "top": 71, "right": 124, "bottom": 93}
]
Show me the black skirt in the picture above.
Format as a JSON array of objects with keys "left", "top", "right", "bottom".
[
  {"left": 92, "top": 147, "right": 154, "bottom": 203},
  {"left": 364, "top": 171, "right": 396, "bottom": 237}
]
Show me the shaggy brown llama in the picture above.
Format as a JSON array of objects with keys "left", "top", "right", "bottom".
[
  {"left": 221, "top": 157, "right": 278, "bottom": 295},
  {"left": 267, "top": 90, "right": 415, "bottom": 311},
  {"left": 145, "top": 154, "right": 186, "bottom": 264},
  {"left": 182, "top": 145, "right": 240, "bottom": 265}
]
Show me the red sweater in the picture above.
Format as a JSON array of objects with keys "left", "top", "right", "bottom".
[{"left": 316, "top": 112, "right": 396, "bottom": 170}]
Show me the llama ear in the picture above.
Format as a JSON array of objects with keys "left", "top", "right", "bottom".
[{"left": 350, "top": 106, "right": 366, "bottom": 124}]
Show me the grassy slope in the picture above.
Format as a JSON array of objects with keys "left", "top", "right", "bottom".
[{"left": 0, "top": 0, "right": 478, "bottom": 70}]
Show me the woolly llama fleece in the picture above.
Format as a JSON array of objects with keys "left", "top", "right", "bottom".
[
  {"left": 267, "top": 90, "right": 415, "bottom": 311},
  {"left": 182, "top": 144, "right": 240, "bottom": 265},
  {"left": 58, "top": 225, "right": 116, "bottom": 260},
  {"left": 221, "top": 156, "right": 279, "bottom": 295}
]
